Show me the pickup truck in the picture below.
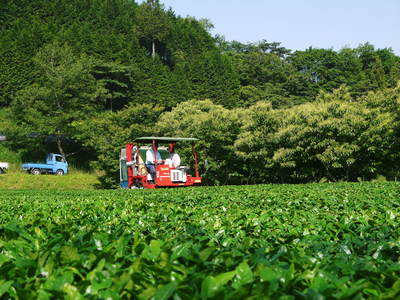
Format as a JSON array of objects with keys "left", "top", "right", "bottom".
[
  {"left": 22, "top": 153, "right": 68, "bottom": 175},
  {"left": 0, "top": 162, "right": 8, "bottom": 174}
]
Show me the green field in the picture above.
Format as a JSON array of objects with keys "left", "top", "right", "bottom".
[
  {"left": 1, "top": 183, "right": 400, "bottom": 299},
  {"left": 0, "top": 171, "right": 99, "bottom": 190}
]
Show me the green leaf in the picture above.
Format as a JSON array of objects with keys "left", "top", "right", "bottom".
[
  {"left": 141, "top": 240, "right": 163, "bottom": 260},
  {"left": 91, "top": 278, "right": 112, "bottom": 294},
  {"left": 170, "top": 243, "right": 190, "bottom": 261},
  {"left": 363, "top": 288, "right": 380, "bottom": 297},
  {"left": 385, "top": 279, "right": 400, "bottom": 298},
  {"left": 60, "top": 245, "right": 80, "bottom": 263},
  {"left": 201, "top": 271, "right": 236, "bottom": 299},
  {"left": 15, "top": 256, "right": 36, "bottom": 269},
  {"left": 199, "top": 247, "right": 214, "bottom": 261},
  {"left": 0, "top": 280, "right": 13, "bottom": 297},
  {"left": 37, "top": 289, "right": 52, "bottom": 300},
  {"left": 232, "top": 262, "right": 253, "bottom": 289},
  {"left": 63, "top": 283, "right": 83, "bottom": 300},
  {"left": 35, "top": 227, "right": 46, "bottom": 239},
  {"left": 44, "top": 272, "right": 74, "bottom": 291},
  {"left": 260, "top": 267, "right": 278, "bottom": 282},
  {"left": 87, "top": 258, "right": 106, "bottom": 282},
  {"left": 0, "top": 254, "right": 10, "bottom": 268},
  {"left": 138, "top": 287, "right": 156, "bottom": 300},
  {"left": 154, "top": 282, "right": 178, "bottom": 300}
]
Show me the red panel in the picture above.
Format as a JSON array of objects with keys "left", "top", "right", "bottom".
[
  {"left": 126, "top": 143, "right": 134, "bottom": 188},
  {"left": 156, "top": 164, "right": 173, "bottom": 186}
]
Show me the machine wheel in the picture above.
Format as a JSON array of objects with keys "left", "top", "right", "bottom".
[
  {"left": 0, "top": 168, "right": 4, "bottom": 174},
  {"left": 31, "top": 168, "right": 41, "bottom": 175},
  {"left": 55, "top": 169, "right": 64, "bottom": 176}
]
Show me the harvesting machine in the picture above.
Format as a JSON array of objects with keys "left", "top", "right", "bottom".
[{"left": 120, "top": 137, "right": 202, "bottom": 189}]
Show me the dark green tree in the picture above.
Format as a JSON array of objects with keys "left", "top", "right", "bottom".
[
  {"left": 72, "top": 103, "right": 164, "bottom": 188},
  {"left": 9, "top": 42, "right": 107, "bottom": 157},
  {"left": 133, "top": 0, "right": 170, "bottom": 59},
  {"left": 181, "top": 51, "right": 240, "bottom": 107}
]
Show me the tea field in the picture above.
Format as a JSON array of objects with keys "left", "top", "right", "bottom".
[{"left": 0, "top": 182, "right": 400, "bottom": 299}]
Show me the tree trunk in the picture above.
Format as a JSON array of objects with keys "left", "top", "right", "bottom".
[
  {"left": 56, "top": 136, "right": 66, "bottom": 158},
  {"left": 152, "top": 40, "right": 156, "bottom": 58}
]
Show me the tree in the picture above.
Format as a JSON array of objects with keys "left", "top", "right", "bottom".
[
  {"left": 235, "top": 87, "right": 396, "bottom": 183},
  {"left": 72, "top": 103, "right": 163, "bottom": 188},
  {"left": 133, "top": 0, "right": 170, "bottom": 59},
  {"left": 234, "top": 101, "right": 281, "bottom": 183},
  {"left": 92, "top": 61, "right": 136, "bottom": 111},
  {"left": 361, "top": 82, "right": 400, "bottom": 178},
  {"left": 181, "top": 51, "right": 240, "bottom": 108},
  {"left": 10, "top": 42, "right": 107, "bottom": 157},
  {"left": 157, "top": 99, "right": 243, "bottom": 184}
]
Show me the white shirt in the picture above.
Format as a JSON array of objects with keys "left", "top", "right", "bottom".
[
  {"left": 145, "top": 148, "right": 162, "bottom": 164},
  {"left": 170, "top": 152, "right": 181, "bottom": 168}
]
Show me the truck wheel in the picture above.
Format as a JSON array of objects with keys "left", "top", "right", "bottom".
[
  {"left": 31, "top": 168, "right": 41, "bottom": 175},
  {"left": 56, "top": 169, "right": 64, "bottom": 176}
]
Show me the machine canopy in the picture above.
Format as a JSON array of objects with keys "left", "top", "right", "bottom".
[{"left": 134, "top": 137, "right": 198, "bottom": 143}]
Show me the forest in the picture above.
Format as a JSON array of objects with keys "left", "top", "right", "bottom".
[{"left": 1, "top": 0, "right": 400, "bottom": 187}]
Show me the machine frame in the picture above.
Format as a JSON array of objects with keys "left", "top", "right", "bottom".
[{"left": 120, "top": 137, "right": 202, "bottom": 189}]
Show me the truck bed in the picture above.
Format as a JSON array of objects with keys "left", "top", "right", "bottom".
[{"left": 22, "top": 163, "right": 54, "bottom": 169}]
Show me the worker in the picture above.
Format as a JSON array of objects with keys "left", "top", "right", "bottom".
[
  {"left": 145, "top": 142, "right": 162, "bottom": 181},
  {"left": 167, "top": 143, "right": 181, "bottom": 168}
]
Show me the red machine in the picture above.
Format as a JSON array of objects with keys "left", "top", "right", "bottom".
[{"left": 120, "top": 137, "right": 202, "bottom": 189}]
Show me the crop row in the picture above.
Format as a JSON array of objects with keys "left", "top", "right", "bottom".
[{"left": 0, "top": 182, "right": 400, "bottom": 299}]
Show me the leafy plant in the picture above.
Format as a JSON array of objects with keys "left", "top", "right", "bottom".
[{"left": 1, "top": 182, "right": 399, "bottom": 298}]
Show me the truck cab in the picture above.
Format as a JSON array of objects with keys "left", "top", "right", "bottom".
[{"left": 22, "top": 153, "right": 68, "bottom": 175}]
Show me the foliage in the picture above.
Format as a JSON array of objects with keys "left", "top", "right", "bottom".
[
  {"left": 236, "top": 86, "right": 397, "bottom": 183},
  {"left": 0, "top": 182, "right": 400, "bottom": 298},
  {"left": 69, "top": 84, "right": 400, "bottom": 186},
  {"left": 157, "top": 100, "right": 243, "bottom": 184},
  {"left": 360, "top": 83, "right": 400, "bottom": 179},
  {"left": 177, "top": 51, "right": 241, "bottom": 108},
  {"left": 9, "top": 42, "right": 107, "bottom": 157},
  {"left": 72, "top": 103, "right": 164, "bottom": 188},
  {"left": 134, "top": 0, "right": 170, "bottom": 59}
]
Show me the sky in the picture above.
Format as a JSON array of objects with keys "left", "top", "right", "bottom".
[{"left": 149, "top": 0, "right": 400, "bottom": 54}]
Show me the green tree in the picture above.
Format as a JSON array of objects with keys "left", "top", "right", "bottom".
[
  {"left": 234, "top": 101, "right": 281, "bottom": 182},
  {"left": 133, "top": 0, "right": 170, "bottom": 59},
  {"left": 157, "top": 99, "right": 243, "bottom": 184},
  {"left": 361, "top": 82, "right": 400, "bottom": 178},
  {"left": 9, "top": 42, "right": 107, "bottom": 157},
  {"left": 72, "top": 103, "right": 163, "bottom": 188},
  {"left": 180, "top": 51, "right": 240, "bottom": 107},
  {"left": 236, "top": 87, "right": 396, "bottom": 183},
  {"left": 221, "top": 39, "right": 301, "bottom": 107}
]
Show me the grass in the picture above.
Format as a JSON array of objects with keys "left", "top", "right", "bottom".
[
  {"left": 0, "top": 143, "right": 100, "bottom": 189},
  {"left": 0, "top": 144, "right": 20, "bottom": 165},
  {"left": 0, "top": 169, "right": 99, "bottom": 190}
]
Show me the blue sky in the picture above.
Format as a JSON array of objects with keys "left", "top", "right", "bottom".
[{"left": 150, "top": 0, "right": 400, "bottom": 54}]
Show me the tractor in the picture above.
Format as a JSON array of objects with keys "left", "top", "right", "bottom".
[{"left": 120, "top": 137, "right": 202, "bottom": 189}]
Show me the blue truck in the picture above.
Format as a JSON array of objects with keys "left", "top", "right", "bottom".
[{"left": 22, "top": 153, "right": 68, "bottom": 175}]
